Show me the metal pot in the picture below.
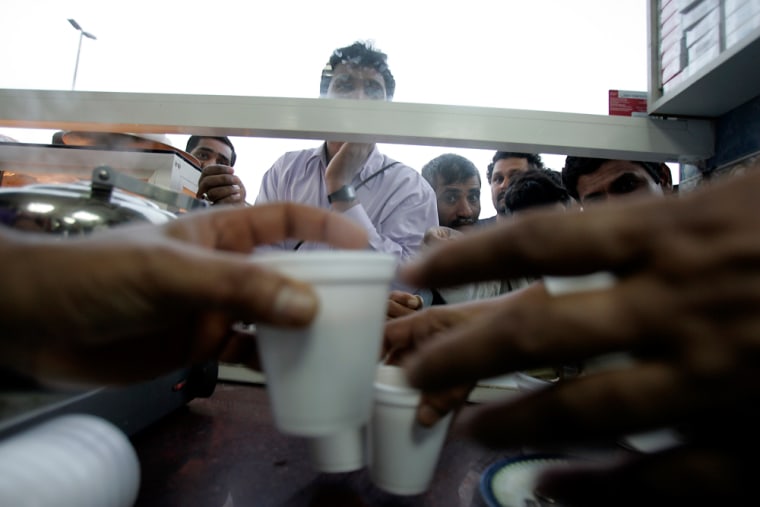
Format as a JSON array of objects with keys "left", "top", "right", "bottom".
[{"left": 0, "top": 166, "right": 192, "bottom": 235}]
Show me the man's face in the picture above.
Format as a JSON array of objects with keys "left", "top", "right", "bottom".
[
  {"left": 490, "top": 157, "right": 529, "bottom": 215},
  {"left": 433, "top": 175, "right": 481, "bottom": 230},
  {"left": 325, "top": 63, "right": 387, "bottom": 101},
  {"left": 576, "top": 160, "right": 664, "bottom": 204},
  {"left": 189, "top": 138, "right": 234, "bottom": 169}
]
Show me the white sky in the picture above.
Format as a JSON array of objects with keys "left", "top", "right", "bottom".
[{"left": 1, "top": 0, "right": 658, "bottom": 218}]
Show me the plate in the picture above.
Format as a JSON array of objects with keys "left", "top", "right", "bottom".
[{"left": 479, "top": 454, "right": 574, "bottom": 507}]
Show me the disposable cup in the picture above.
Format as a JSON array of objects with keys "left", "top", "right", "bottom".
[
  {"left": 306, "top": 426, "right": 367, "bottom": 473},
  {"left": 369, "top": 364, "right": 453, "bottom": 495},
  {"left": 0, "top": 414, "right": 139, "bottom": 507},
  {"left": 250, "top": 250, "right": 397, "bottom": 436}
]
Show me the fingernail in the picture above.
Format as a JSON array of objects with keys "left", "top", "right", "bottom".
[
  {"left": 417, "top": 404, "right": 440, "bottom": 427},
  {"left": 408, "top": 295, "right": 421, "bottom": 309},
  {"left": 274, "top": 286, "right": 317, "bottom": 323},
  {"left": 232, "top": 184, "right": 241, "bottom": 191}
]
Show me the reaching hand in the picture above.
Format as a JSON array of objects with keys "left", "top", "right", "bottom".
[
  {"left": 399, "top": 166, "right": 760, "bottom": 504},
  {"left": 0, "top": 203, "right": 367, "bottom": 384},
  {"left": 384, "top": 295, "right": 509, "bottom": 425}
]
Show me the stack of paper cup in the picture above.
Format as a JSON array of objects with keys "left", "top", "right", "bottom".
[
  {"left": 369, "top": 364, "right": 453, "bottom": 495},
  {"left": 0, "top": 414, "right": 140, "bottom": 507},
  {"left": 250, "top": 250, "right": 397, "bottom": 437}
]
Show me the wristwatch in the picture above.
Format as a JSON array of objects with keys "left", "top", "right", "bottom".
[{"left": 327, "top": 184, "right": 357, "bottom": 203}]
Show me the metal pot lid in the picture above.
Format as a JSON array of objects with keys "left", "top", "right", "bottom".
[{"left": 0, "top": 180, "right": 176, "bottom": 236}]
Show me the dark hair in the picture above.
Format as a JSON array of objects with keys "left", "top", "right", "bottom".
[
  {"left": 421, "top": 153, "right": 480, "bottom": 189},
  {"left": 561, "top": 156, "right": 664, "bottom": 200},
  {"left": 185, "top": 136, "right": 237, "bottom": 166},
  {"left": 486, "top": 152, "right": 544, "bottom": 183},
  {"left": 503, "top": 169, "right": 572, "bottom": 213},
  {"left": 319, "top": 41, "right": 396, "bottom": 100}
]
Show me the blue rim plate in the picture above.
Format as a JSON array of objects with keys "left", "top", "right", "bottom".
[{"left": 479, "top": 454, "right": 571, "bottom": 507}]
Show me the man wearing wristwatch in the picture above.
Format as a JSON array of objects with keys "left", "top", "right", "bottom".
[{"left": 254, "top": 41, "right": 437, "bottom": 273}]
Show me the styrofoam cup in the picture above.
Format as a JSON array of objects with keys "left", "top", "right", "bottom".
[
  {"left": 306, "top": 426, "right": 367, "bottom": 473},
  {"left": 250, "top": 250, "right": 397, "bottom": 436},
  {"left": 0, "top": 414, "right": 139, "bottom": 507},
  {"left": 369, "top": 364, "right": 453, "bottom": 495}
]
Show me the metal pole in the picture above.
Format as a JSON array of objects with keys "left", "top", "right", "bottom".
[{"left": 72, "top": 31, "right": 84, "bottom": 90}]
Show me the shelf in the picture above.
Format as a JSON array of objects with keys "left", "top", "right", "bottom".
[
  {"left": 649, "top": 23, "right": 760, "bottom": 118},
  {"left": 0, "top": 89, "right": 714, "bottom": 163}
]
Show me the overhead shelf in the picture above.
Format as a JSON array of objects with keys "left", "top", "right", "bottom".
[
  {"left": 649, "top": 16, "right": 760, "bottom": 118},
  {"left": 0, "top": 89, "right": 714, "bottom": 163}
]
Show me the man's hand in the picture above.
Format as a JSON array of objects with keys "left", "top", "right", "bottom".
[
  {"left": 197, "top": 164, "right": 246, "bottom": 204},
  {"left": 0, "top": 203, "right": 367, "bottom": 384},
  {"left": 383, "top": 295, "right": 509, "bottom": 425},
  {"left": 324, "top": 142, "right": 375, "bottom": 193},
  {"left": 399, "top": 166, "right": 760, "bottom": 504}
]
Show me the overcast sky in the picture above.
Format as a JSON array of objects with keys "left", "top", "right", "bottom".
[{"left": 2, "top": 0, "right": 654, "bottom": 217}]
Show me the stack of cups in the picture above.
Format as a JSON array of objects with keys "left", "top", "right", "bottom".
[
  {"left": 0, "top": 414, "right": 140, "bottom": 507},
  {"left": 250, "top": 250, "right": 397, "bottom": 472}
]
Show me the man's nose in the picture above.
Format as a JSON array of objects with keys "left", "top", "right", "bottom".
[{"left": 456, "top": 199, "right": 474, "bottom": 216}]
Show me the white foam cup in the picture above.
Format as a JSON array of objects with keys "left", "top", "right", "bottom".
[
  {"left": 306, "top": 426, "right": 367, "bottom": 473},
  {"left": 369, "top": 364, "right": 453, "bottom": 495},
  {"left": 250, "top": 250, "right": 397, "bottom": 437},
  {"left": 0, "top": 414, "right": 140, "bottom": 507}
]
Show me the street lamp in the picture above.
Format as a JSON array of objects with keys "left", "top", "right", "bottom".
[{"left": 68, "top": 18, "right": 97, "bottom": 90}]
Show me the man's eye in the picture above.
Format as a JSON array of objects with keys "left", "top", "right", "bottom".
[
  {"left": 468, "top": 194, "right": 480, "bottom": 204},
  {"left": 197, "top": 152, "right": 210, "bottom": 160},
  {"left": 364, "top": 82, "right": 385, "bottom": 99},
  {"left": 332, "top": 76, "right": 354, "bottom": 92}
]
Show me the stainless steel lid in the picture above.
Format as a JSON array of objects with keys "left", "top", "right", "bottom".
[{"left": 0, "top": 180, "right": 176, "bottom": 235}]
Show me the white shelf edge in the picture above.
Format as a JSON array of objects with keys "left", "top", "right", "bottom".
[{"left": 0, "top": 89, "right": 714, "bottom": 162}]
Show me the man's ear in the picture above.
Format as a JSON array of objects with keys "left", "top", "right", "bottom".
[{"left": 658, "top": 163, "right": 674, "bottom": 193}]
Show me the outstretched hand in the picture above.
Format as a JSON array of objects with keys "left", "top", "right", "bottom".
[
  {"left": 1, "top": 203, "right": 367, "bottom": 384},
  {"left": 399, "top": 166, "right": 760, "bottom": 504}
]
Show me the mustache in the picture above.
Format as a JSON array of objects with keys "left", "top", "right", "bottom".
[{"left": 451, "top": 218, "right": 477, "bottom": 227}]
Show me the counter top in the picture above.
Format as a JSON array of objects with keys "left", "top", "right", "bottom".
[{"left": 131, "top": 382, "right": 509, "bottom": 507}]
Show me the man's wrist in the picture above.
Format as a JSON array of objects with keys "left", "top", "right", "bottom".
[{"left": 327, "top": 185, "right": 356, "bottom": 204}]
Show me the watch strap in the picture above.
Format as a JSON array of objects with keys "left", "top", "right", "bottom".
[{"left": 327, "top": 184, "right": 357, "bottom": 203}]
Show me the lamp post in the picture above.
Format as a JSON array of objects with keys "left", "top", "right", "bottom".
[{"left": 68, "top": 18, "right": 97, "bottom": 90}]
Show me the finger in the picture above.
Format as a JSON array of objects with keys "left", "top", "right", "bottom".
[
  {"left": 405, "top": 283, "right": 643, "bottom": 392},
  {"left": 153, "top": 248, "right": 321, "bottom": 327},
  {"left": 166, "top": 203, "right": 368, "bottom": 252},
  {"left": 216, "top": 192, "right": 245, "bottom": 204},
  {"left": 198, "top": 177, "right": 241, "bottom": 201},
  {"left": 460, "top": 362, "right": 689, "bottom": 449},
  {"left": 401, "top": 192, "right": 678, "bottom": 289},
  {"left": 388, "top": 290, "right": 421, "bottom": 309},
  {"left": 201, "top": 164, "right": 235, "bottom": 177},
  {"left": 416, "top": 384, "right": 472, "bottom": 427},
  {"left": 386, "top": 299, "right": 416, "bottom": 320},
  {"left": 384, "top": 305, "right": 455, "bottom": 353},
  {"left": 537, "top": 445, "right": 753, "bottom": 506}
]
